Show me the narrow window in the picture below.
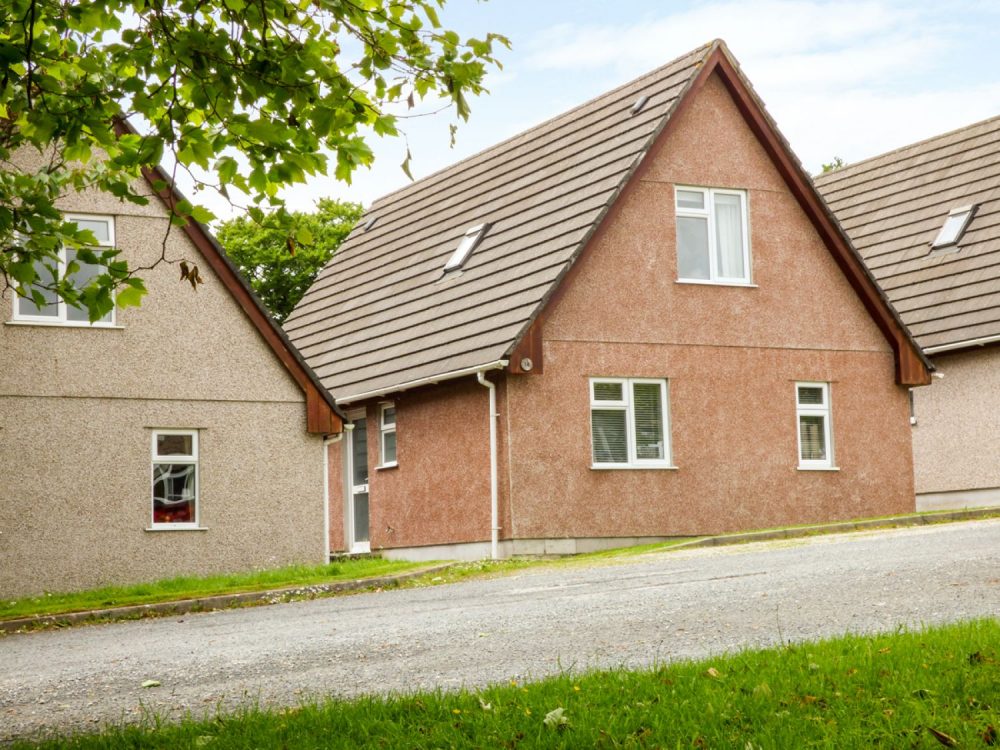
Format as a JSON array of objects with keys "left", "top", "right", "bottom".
[
  {"left": 14, "top": 214, "right": 116, "bottom": 325},
  {"left": 931, "top": 205, "right": 976, "bottom": 250},
  {"left": 590, "top": 378, "right": 671, "bottom": 468},
  {"left": 796, "top": 383, "right": 834, "bottom": 469},
  {"left": 444, "top": 223, "right": 489, "bottom": 272},
  {"left": 380, "top": 403, "right": 397, "bottom": 467},
  {"left": 675, "top": 187, "right": 750, "bottom": 283},
  {"left": 151, "top": 430, "right": 199, "bottom": 527}
]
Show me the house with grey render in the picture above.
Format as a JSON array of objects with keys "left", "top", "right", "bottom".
[
  {"left": 816, "top": 116, "right": 1000, "bottom": 511},
  {"left": 0, "top": 144, "right": 344, "bottom": 598},
  {"left": 285, "top": 40, "right": 930, "bottom": 561}
]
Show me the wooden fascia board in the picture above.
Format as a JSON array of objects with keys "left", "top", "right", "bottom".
[
  {"left": 707, "top": 49, "right": 933, "bottom": 386},
  {"left": 112, "top": 120, "right": 344, "bottom": 432}
]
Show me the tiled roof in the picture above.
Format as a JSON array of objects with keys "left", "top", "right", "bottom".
[
  {"left": 814, "top": 116, "right": 1000, "bottom": 353},
  {"left": 284, "top": 42, "right": 717, "bottom": 401}
]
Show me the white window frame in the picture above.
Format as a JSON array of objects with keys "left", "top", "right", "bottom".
[
  {"left": 12, "top": 213, "right": 117, "bottom": 327},
  {"left": 589, "top": 377, "right": 672, "bottom": 469},
  {"left": 931, "top": 204, "right": 976, "bottom": 250},
  {"left": 444, "top": 223, "right": 489, "bottom": 272},
  {"left": 675, "top": 186, "right": 751, "bottom": 285},
  {"left": 150, "top": 429, "right": 200, "bottom": 529},
  {"left": 795, "top": 382, "right": 835, "bottom": 470},
  {"left": 379, "top": 402, "right": 397, "bottom": 468}
]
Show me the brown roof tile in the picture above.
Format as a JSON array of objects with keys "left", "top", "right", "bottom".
[
  {"left": 285, "top": 43, "right": 716, "bottom": 401},
  {"left": 815, "top": 115, "right": 1000, "bottom": 353}
]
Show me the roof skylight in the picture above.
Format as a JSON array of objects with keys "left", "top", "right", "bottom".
[
  {"left": 932, "top": 205, "right": 977, "bottom": 250},
  {"left": 444, "top": 223, "right": 489, "bottom": 272}
]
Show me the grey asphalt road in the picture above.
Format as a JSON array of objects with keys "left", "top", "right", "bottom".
[{"left": 2, "top": 519, "right": 999, "bottom": 742}]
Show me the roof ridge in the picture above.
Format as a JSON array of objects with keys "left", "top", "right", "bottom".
[
  {"left": 816, "top": 113, "right": 1000, "bottom": 185},
  {"left": 366, "top": 40, "right": 719, "bottom": 210}
]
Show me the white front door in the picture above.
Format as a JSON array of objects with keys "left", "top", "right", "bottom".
[{"left": 346, "top": 411, "right": 370, "bottom": 553}]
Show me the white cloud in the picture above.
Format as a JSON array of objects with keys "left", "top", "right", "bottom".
[{"left": 524, "top": 1, "right": 917, "bottom": 76}]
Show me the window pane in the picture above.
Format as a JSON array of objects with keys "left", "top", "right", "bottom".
[
  {"left": 382, "top": 407, "right": 396, "bottom": 427},
  {"left": 17, "top": 258, "right": 59, "bottom": 317},
  {"left": 797, "top": 386, "right": 825, "bottom": 406},
  {"left": 157, "top": 433, "right": 194, "bottom": 457},
  {"left": 71, "top": 218, "right": 111, "bottom": 244},
  {"left": 632, "top": 383, "right": 665, "bottom": 460},
  {"left": 676, "top": 190, "right": 704, "bottom": 210},
  {"left": 593, "top": 381, "right": 623, "bottom": 402},
  {"left": 714, "top": 193, "right": 745, "bottom": 279},
  {"left": 677, "top": 216, "right": 710, "bottom": 279},
  {"left": 592, "top": 408, "right": 628, "bottom": 464},
  {"left": 799, "top": 415, "right": 827, "bottom": 461},
  {"left": 152, "top": 463, "right": 196, "bottom": 523},
  {"left": 383, "top": 431, "right": 397, "bottom": 464},
  {"left": 352, "top": 417, "right": 368, "bottom": 485},
  {"left": 65, "top": 248, "right": 112, "bottom": 323},
  {"left": 353, "top": 491, "right": 370, "bottom": 543},
  {"left": 934, "top": 213, "right": 966, "bottom": 247}
]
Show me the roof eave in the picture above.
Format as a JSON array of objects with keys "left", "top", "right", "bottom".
[{"left": 112, "top": 117, "right": 346, "bottom": 433}]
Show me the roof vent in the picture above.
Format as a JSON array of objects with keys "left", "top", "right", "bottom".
[
  {"left": 362, "top": 216, "right": 378, "bottom": 231},
  {"left": 444, "top": 223, "right": 490, "bottom": 272},
  {"left": 630, "top": 95, "right": 650, "bottom": 116},
  {"left": 931, "top": 204, "right": 977, "bottom": 250}
]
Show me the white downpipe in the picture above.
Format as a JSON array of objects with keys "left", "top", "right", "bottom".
[
  {"left": 322, "top": 432, "right": 343, "bottom": 561},
  {"left": 477, "top": 368, "right": 503, "bottom": 560}
]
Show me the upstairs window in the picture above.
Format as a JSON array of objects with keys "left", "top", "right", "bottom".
[
  {"left": 14, "top": 214, "right": 116, "bottom": 325},
  {"left": 796, "top": 382, "right": 834, "bottom": 470},
  {"left": 675, "top": 187, "right": 750, "bottom": 284},
  {"left": 590, "top": 378, "right": 671, "bottom": 469},
  {"left": 444, "top": 223, "right": 489, "bottom": 272},
  {"left": 931, "top": 205, "right": 976, "bottom": 250}
]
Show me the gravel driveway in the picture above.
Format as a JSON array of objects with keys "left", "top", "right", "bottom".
[{"left": 3, "top": 519, "right": 999, "bottom": 742}]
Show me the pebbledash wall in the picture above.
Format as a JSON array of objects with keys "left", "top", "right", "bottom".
[
  {"left": 911, "top": 347, "right": 1000, "bottom": 509},
  {"left": 0, "top": 169, "right": 326, "bottom": 598},
  {"left": 326, "top": 71, "right": 916, "bottom": 559}
]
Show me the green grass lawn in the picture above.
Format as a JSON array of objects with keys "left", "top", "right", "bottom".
[
  {"left": 12, "top": 619, "right": 1000, "bottom": 748},
  {"left": 0, "top": 558, "right": 425, "bottom": 621}
]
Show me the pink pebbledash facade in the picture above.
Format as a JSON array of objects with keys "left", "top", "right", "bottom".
[{"left": 321, "top": 63, "right": 927, "bottom": 560}]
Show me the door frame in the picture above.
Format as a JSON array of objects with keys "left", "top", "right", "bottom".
[{"left": 344, "top": 407, "right": 371, "bottom": 553}]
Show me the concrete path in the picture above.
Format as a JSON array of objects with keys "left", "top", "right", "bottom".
[{"left": 3, "top": 519, "right": 999, "bottom": 742}]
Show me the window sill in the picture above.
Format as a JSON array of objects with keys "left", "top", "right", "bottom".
[
  {"left": 6, "top": 320, "right": 123, "bottom": 329},
  {"left": 675, "top": 279, "right": 757, "bottom": 288},
  {"left": 145, "top": 525, "right": 208, "bottom": 532},
  {"left": 375, "top": 462, "right": 398, "bottom": 471},
  {"left": 590, "top": 464, "right": 679, "bottom": 471},
  {"left": 797, "top": 466, "right": 840, "bottom": 472}
]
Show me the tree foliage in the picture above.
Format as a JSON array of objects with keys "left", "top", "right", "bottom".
[
  {"left": 0, "top": 0, "right": 507, "bottom": 320},
  {"left": 217, "top": 198, "right": 361, "bottom": 322},
  {"left": 821, "top": 157, "right": 846, "bottom": 173}
]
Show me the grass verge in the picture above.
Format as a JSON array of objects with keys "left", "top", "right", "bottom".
[
  {"left": 13, "top": 618, "right": 1000, "bottom": 748},
  {"left": 0, "top": 558, "right": 424, "bottom": 621}
]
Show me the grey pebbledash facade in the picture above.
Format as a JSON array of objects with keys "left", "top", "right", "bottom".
[
  {"left": 287, "top": 40, "right": 930, "bottom": 561},
  {"left": 0, "top": 147, "right": 343, "bottom": 598}
]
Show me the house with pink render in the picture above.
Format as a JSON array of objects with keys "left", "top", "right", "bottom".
[{"left": 285, "top": 40, "right": 931, "bottom": 560}]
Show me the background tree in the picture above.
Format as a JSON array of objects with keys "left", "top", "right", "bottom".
[
  {"left": 217, "top": 198, "right": 362, "bottom": 323},
  {"left": 821, "top": 157, "right": 846, "bottom": 173},
  {"left": 0, "top": 0, "right": 507, "bottom": 320}
]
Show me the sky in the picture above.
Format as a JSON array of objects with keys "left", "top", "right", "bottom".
[{"left": 199, "top": 0, "right": 1000, "bottom": 220}]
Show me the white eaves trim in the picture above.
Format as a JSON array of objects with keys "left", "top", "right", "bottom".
[
  {"left": 335, "top": 360, "right": 509, "bottom": 405},
  {"left": 923, "top": 333, "right": 1000, "bottom": 355}
]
